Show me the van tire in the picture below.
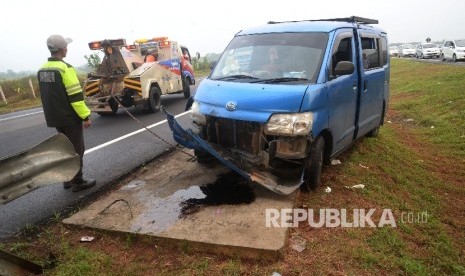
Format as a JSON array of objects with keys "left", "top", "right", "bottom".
[
  {"left": 453, "top": 54, "right": 457, "bottom": 62},
  {"left": 97, "top": 97, "right": 119, "bottom": 116},
  {"left": 367, "top": 126, "right": 380, "bottom": 137},
  {"left": 301, "top": 136, "right": 324, "bottom": 191},
  {"left": 183, "top": 75, "right": 191, "bottom": 99},
  {"left": 148, "top": 86, "right": 161, "bottom": 113}
]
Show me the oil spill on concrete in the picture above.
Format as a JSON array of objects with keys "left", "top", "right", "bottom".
[
  {"left": 180, "top": 171, "right": 256, "bottom": 217},
  {"left": 130, "top": 185, "right": 205, "bottom": 234},
  {"left": 130, "top": 171, "right": 255, "bottom": 234}
]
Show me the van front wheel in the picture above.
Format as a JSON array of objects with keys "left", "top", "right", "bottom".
[{"left": 302, "top": 136, "right": 325, "bottom": 191}]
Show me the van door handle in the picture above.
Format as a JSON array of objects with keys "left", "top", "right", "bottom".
[
  {"left": 364, "top": 80, "right": 368, "bottom": 92},
  {"left": 353, "top": 82, "right": 357, "bottom": 92}
]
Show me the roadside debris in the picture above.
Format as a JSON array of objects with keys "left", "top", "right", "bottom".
[
  {"left": 331, "top": 159, "right": 342, "bottom": 165},
  {"left": 289, "top": 235, "right": 307, "bottom": 252},
  {"left": 325, "top": 187, "right": 332, "bottom": 193},
  {"left": 345, "top": 184, "right": 365, "bottom": 189},
  {"left": 80, "top": 236, "right": 95, "bottom": 242},
  {"left": 359, "top": 164, "right": 369, "bottom": 169}
]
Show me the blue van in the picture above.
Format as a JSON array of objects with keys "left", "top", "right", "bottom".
[{"left": 165, "top": 16, "right": 390, "bottom": 195}]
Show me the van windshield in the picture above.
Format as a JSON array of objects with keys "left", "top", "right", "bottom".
[{"left": 210, "top": 33, "right": 328, "bottom": 84}]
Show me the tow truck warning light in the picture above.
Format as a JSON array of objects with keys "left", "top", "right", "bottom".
[{"left": 88, "top": 39, "right": 127, "bottom": 50}]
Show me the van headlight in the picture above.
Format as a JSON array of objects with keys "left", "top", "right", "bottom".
[
  {"left": 265, "top": 112, "right": 313, "bottom": 136},
  {"left": 191, "top": 101, "right": 206, "bottom": 125}
]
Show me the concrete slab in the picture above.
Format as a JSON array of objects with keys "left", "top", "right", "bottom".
[{"left": 63, "top": 149, "right": 297, "bottom": 259}]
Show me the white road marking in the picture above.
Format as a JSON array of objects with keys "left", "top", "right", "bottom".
[
  {"left": 0, "top": 110, "right": 43, "bottom": 122},
  {"left": 84, "top": 110, "right": 190, "bottom": 155}
]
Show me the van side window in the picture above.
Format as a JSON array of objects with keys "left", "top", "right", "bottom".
[
  {"left": 330, "top": 35, "right": 353, "bottom": 78},
  {"left": 380, "top": 37, "right": 388, "bottom": 66},
  {"left": 361, "top": 36, "right": 381, "bottom": 70}
]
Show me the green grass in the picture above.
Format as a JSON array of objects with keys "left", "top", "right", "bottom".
[
  {"left": 307, "top": 122, "right": 465, "bottom": 274},
  {"left": 390, "top": 59, "right": 465, "bottom": 159},
  {"left": 51, "top": 247, "right": 113, "bottom": 276}
]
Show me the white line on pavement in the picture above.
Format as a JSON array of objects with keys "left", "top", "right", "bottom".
[
  {"left": 0, "top": 110, "right": 43, "bottom": 122},
  {"left": 84, "top": 110, "right": 190, "bottom": 155}
]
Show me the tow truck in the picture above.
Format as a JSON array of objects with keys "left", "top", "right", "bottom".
[{"left": 84, "top": 37, "right": 195, "bottom": 115}]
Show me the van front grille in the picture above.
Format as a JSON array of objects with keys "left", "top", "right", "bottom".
[{"left": 205, "top": 117, "right": 261, "bottom": 155}]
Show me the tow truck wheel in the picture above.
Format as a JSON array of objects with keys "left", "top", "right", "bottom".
[
  {"left": 182, "top": 75, "right": 191, "bottom": 99},
  {"left": 148, "top": 86, "right": 161, "bottom": 113},
  {"left": 97, "top": 98, "right": 119, "bottom": 116},
  {"left": 301, "top": 136, "right": 324, "bottom": 192}
]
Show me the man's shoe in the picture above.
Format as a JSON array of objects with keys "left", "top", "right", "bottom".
[
  {"left": 63, "top": 181, "right": 72, "bottom": 189},
  {"left": 72, "top": 179, "right": 96, "bottom": 192}
]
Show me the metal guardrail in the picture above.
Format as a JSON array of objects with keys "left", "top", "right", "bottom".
[{"left": 0, "top": 133, "right": 80, "bottom": 205}]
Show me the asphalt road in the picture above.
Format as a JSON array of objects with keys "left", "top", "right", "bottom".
[{"left": 0, "top": 84, "right": 198, "bottom": 239}]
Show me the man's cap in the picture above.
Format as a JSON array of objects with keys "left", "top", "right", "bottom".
[{"left": 46, "top": 34, "right": 73, "bottom": 51}]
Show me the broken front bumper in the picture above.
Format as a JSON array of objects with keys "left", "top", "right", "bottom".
[{"left": 164, "top": 108, "right": 302, "bottom": 195}]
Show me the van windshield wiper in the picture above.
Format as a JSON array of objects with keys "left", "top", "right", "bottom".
[
  {"left": 213, "top": 74, "right": 259, "bottom": 81},
  {"left": 251, "top": 77, "right": 309, "bottom": 84}
]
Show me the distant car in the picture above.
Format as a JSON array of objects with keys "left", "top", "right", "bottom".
[
  {"left": 398, "top": 44, "right": 416, "bottom": 57},
  {"left": 441, "top": 39, "right": 465, "bottom": 62},
  {"left": 437, "top": 44, "right": 444, "bottom": 55},
  {"left": 415, "top": 43, "right": 440, "bottom": 59},
  {"left": 389, "top": 46, "right": 399, "bottom": 57}
]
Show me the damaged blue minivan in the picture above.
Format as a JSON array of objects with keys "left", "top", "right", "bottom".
[{"left": 165, "top": 16, "right": 390, "bottom": 195}]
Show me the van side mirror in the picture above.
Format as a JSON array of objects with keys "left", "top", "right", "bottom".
[{"left": 334, "top": 61, "right": 355, "bottom": 76}]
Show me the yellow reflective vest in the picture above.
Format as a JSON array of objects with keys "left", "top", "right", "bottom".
[{"left": 38, "top": 58, "right": 90, "bottom": 127}]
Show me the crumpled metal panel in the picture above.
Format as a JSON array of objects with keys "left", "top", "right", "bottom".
[
  {"left": 164, "top": 107, "right": 302, "bottom": 195},
  {"left": 0, "top": 133, "right": 80, "bottom": 205}
]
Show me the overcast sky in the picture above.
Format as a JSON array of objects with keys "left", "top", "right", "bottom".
[{"left": 1, "top": 0, "right": 464, "bottom": 72}]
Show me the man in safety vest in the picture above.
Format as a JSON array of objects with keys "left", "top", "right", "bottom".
[{"left": 37, "top": 34, "right": 96, "bottom": 192}]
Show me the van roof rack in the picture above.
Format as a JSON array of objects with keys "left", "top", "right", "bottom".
[{"left": 268, "top": 16, "right": 378, "bottom": 25}]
